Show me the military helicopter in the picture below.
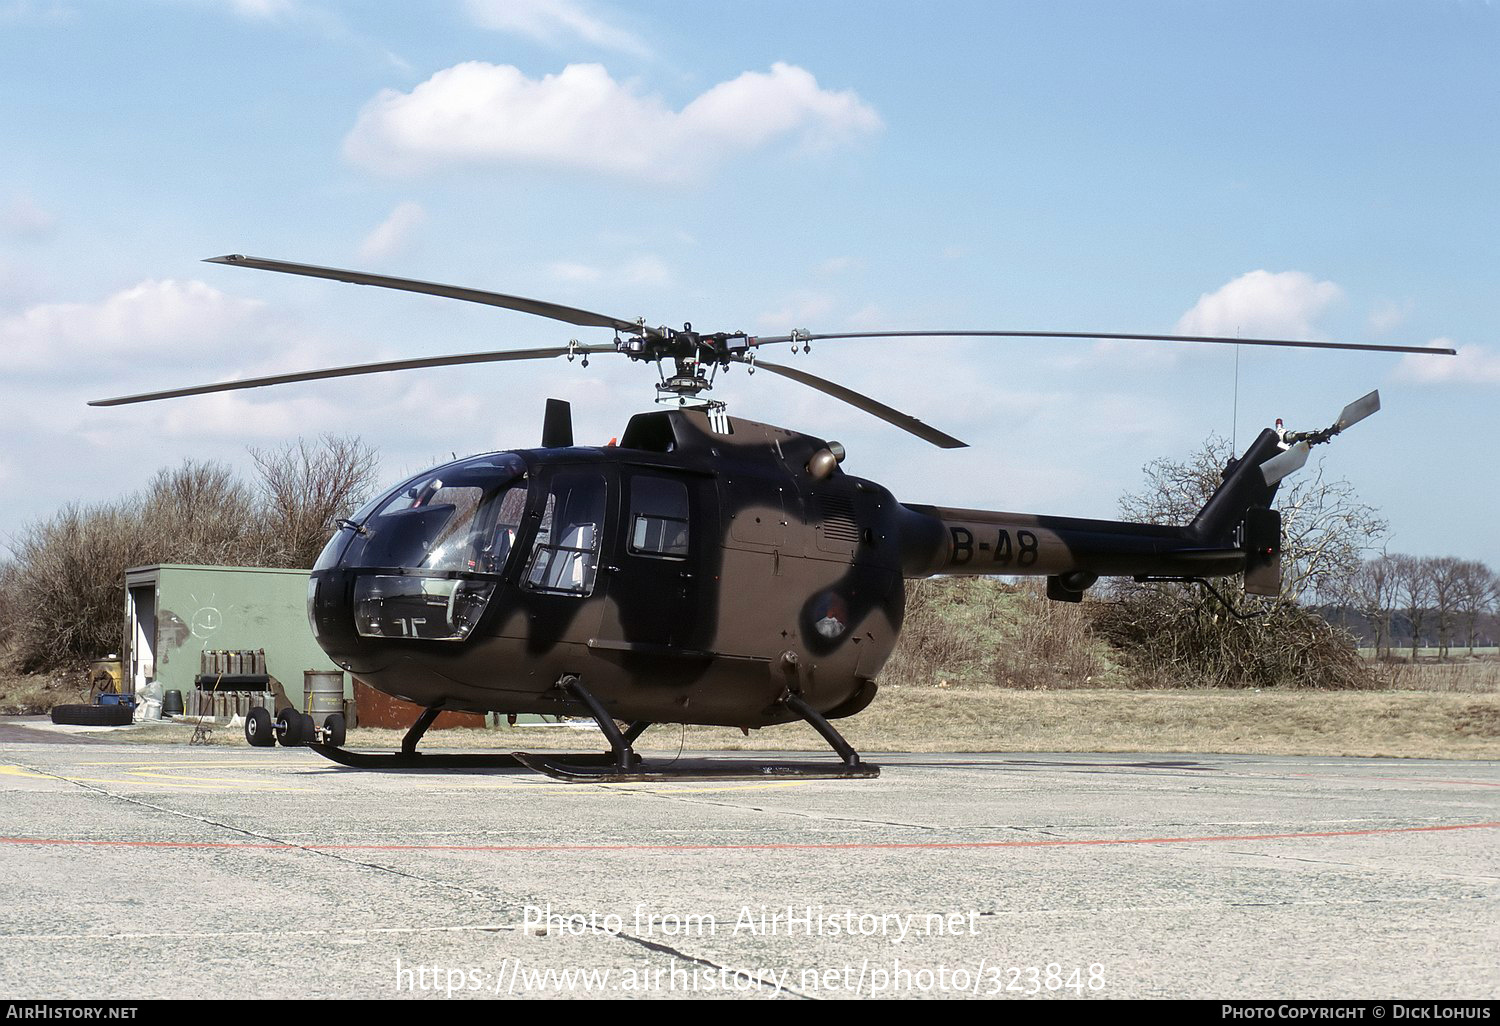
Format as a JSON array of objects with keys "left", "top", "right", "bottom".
[{"left": 91, "top": 255, "right": 1454, "bottom": 781}]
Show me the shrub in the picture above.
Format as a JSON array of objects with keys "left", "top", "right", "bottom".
[{"left": 1089, "top": 588, "right": 1376, "bottom": 689}]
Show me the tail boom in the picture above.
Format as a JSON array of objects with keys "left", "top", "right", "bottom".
[{"left": 897, "top": 428, "right": 1289, "bottom": 597}]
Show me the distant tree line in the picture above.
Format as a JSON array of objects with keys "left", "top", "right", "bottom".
[
  {"left": 1326, "top": 555, "right": 1500, "bottom": 657},
  {"left": 0, "top": 436, "right": 379, "bottom": 672}
]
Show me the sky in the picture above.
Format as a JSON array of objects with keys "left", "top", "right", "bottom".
[{"left": 0, "top": 0, "right": 1496, "bottom": 571}]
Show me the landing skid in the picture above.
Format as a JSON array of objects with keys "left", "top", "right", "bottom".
[
  {"left": 305, "top": 677, "right": 879, "bottom": 782},
  {"left": 306, "top": 745, "right": 618, "bottom": 771},
  {"left": 513, "top": 752, "right": 879, "bottom": 783}
]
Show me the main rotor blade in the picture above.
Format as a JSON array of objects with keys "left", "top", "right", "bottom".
[
  {"left": 749, "top": 329, "right": 1455, "bottom": 357},
  {"left": 744, "top": 357, "right": 967, "bottom": 449},
  {"left": 206, "top": 254, "right": 649, "bottom": 335},
  {"left": 89, "top": 345, "right": 618, "bottom": 407}
]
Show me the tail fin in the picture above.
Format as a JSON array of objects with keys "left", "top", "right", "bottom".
[
  {"left": 1191, "top": 390, "right": 1380, "bottom": 596},
  {"left": 1187, "top": 428, "right": 1286, "bottom": 596},
  {"left": 1189, "top": 428, "right": 1284, "bottom": 544}
]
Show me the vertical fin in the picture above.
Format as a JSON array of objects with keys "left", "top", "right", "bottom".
[{"left": 541, "top": 398, "right": 573, "bottom": 448}]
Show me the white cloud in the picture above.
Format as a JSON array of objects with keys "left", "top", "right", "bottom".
[
  {"left": 357, "top": 200, "right": 426, "bottom": 262},
  {"left": 756, "top": 292, "right": 836, "bottom": 330},
  {"left": 817, "top": 256, "right": 859, "bottom": 275},
  {"left": 0, "top": 280, "right": 263, "bottom": 370},
  {"left": 1395, "top": 339, "right": 1499, "bottom": 385},
  {"left": 617, "top": 255, "right": 670, "bottom": 286},
  {"left": 547, "top": 261, "right": 602, "bottom": 284},
  {"left": 1175, "top": 270, "right": 1343, "bottom": 339},
  {"left": 1367, "top": 298, "right": 1412, "bottom": 335},
  {"left": 546, "top": 253, "right": 671, "bottom": 287},
  {"left": 222, "top": 0, "right": 300, "bottom": 19},
  {"left": 152, "top": 390, "right": 345, "bottom": 439},
  {"left": 1, "top": 193, "right": 57, "bottom": 239},
  {"left": 464, "top": 0, "right": 647, "bottom": 57},
  {"left": 0, "top": 2, "right": 74, "bottom": 23},
  {"left": 343, "top": 61, "right": 881, "bottom": 182}
]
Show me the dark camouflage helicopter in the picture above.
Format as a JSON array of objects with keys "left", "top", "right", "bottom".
[{"left": 91, "top": 255, "right": 1453, "bottom": 781}]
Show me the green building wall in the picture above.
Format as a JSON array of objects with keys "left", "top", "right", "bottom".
[{"left": 124, "top": 565, "right": 345, "bottom": 710}]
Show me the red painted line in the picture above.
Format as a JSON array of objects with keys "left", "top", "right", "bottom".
[{"left": 1, "top": 821, "right": 1496, "bottom": 854}]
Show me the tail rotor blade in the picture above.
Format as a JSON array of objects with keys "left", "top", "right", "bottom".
[
  {"left": 1259, "top": 441, "right": 1310, "bottom": 487},
  {"left": 1335, "top": 389, "right": 1380, "bottom": 432}
]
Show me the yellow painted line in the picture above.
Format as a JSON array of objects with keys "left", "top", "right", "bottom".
[
  {"left": 121, "top": 769, "right": 311, "bottom": 790},
  {"left": 56, "top": 760, "right": 288, "bottom": 768},
  {"left": 0, "top": 763, "right": 310, "bottom": 792}
]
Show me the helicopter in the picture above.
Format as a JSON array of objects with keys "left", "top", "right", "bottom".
[{"left": 91, "top": 255, "right": 1455, "bottom": 781}]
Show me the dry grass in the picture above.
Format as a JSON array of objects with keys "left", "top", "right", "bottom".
[
  {"left": 95, "top": 687, "right": 1500, "bottom": 761},
  {"left": 1372, "top": 658, "right": 1500, "bottom": 693},
  {"left": 0, "top": 665, "right": 92, "bottom": 715}
]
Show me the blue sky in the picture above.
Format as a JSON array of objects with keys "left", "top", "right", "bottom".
[{"left": 1, "top": 0, "right": 1496, "bottom": 571}]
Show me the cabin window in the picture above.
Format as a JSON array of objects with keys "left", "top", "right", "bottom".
[
  {"left": 482, "top": 484, "right": 528, "bottom": 573},
  {"left": 524, "top": 470, "right": 606, "bottom": 596},
  {"left": 628, "top": 475, "right": 690, "bottom": 559}
]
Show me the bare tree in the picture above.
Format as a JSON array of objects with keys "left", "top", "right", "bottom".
[
  {"left": 1454, "top": 560, "right": 1498, "bottom": 655},
  {"left": 250, "top": 435, "right": 380, "bottom": 568},
  {"left": 140, "top": 459, "right": 268, "bottom": 567},
  {"left": 1390, "top": 555, "right": 1435, "bottom": 658},
  {"left": 1426, "top": 556, "right": 1466, "bottom": 657},
  {"left": 1336, "top": 553, "right": 1398, "bottom": 658}
]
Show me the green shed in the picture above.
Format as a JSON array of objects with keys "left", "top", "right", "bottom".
[{"left": 123, "top": 564, "right": 345, "bottom": 712}]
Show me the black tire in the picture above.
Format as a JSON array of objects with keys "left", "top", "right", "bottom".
[
  {"left": 275, "top": 707, "right": 304, "bottom": 747},
  {"left": 50, "top": 704, "right": 133, "bottom": 727},
  {"left": 322, "top": 712, "right": 347, "bottom": 748},
  {"left": 245, "top": 707, "right": 275, "bottom": 748}
]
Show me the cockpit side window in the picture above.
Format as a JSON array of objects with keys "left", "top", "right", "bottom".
[
  {"left": 627, "top": 475, "right": 689, "bottom": 559},
  {"left": 481, "top": 484, "right": 528, "bottom": 574},
  {"left": 523, "top": 469, "right": 606, "bottom": 596}
]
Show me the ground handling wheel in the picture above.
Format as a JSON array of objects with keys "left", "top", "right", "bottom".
[
  {"left": 275, "top": 707, "right": 305, "bottom": 747},
  {"left": 321, "top": 712, "right": 347, "bottom": 748},
  {"left": 245, "top": 707, "right": 275, "bottom": 748}
]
